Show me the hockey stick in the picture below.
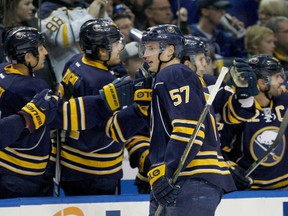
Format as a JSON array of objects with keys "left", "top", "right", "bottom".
[
  {"left": 244, "top": 108, "right": 288, "bottom": 178},
  {"left": 154, "top": 66, "right": 229, "bottom": 216},
  {"left": 53, "top": 129, "right": 61, "bottom": 197}
]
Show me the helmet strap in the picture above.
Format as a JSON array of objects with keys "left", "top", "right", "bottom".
[
  {"left": 25, "top": 55, "right": 39, "bottom": 76},
  {"left": 156, "top": 53, "right": 175, "bottom": 73}
]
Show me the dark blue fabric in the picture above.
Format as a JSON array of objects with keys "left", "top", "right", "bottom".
[{"left": 149, "top": 178, "right": 223, "bottom": 216}]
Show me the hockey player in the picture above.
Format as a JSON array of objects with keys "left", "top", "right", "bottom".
[
  {"left": 0, "top": 89, "right": 58, "bottom": 149},
  {"left": 0, "top": 26, "right": 150, "bottom": 198},
  {"left": 180, "top": 35, "right": 259, "bottom": 132},
  {"left": 138, "top": 24, "right": 235, "bottom": 216},
  {"left": 58, "top": 18, "right": 151, "bottom": 196},
  {"left": 221, "top": 55, "right": 288, "bottom": 190}
]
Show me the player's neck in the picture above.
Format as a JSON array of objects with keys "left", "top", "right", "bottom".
[
  {"left": 254, "top": 91, "right": 271, "bottom": 107},
  {"left": 12, "top": 64, "right": 31, "bottom": 76}
]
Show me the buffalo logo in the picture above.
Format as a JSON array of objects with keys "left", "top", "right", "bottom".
[
  {"left": 15, "top": 32, "right": 24, "bottom": 39},
  {"left": 167, "top": 26, "right": 175, "bottom": 33},
  {"left": 250, "top": 127, "right": 286, "bottom": 167}
]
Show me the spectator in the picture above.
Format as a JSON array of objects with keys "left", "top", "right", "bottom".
[
  {"left": 258, "top": 0, "right": 288, "bottom": 26},
  {"left": 120, "top": 41, "right": 143, "bottom": 80},
  {"left": 245, "top": 25, "right": 275, "bottom": 57},
  {"left": 227, "top": 0, "right": 259, "bottom": 28},
  {"left": 143, "top": 0, "right": 173, "bottom": 29},
  {"left": 190, "top": 0, "right": 247, "bottom": 62},
  {"left": 37, "top": 0, "right": 110, "bottom": 84},
  {"left": 265, "top": 16, "right": 288, "bottom": 70},
  {"left": 113, "top": 12, "right": 134, "bottom": 43},
  {"left": 221, "top": 55, "right": 288, "bottom": 190}
]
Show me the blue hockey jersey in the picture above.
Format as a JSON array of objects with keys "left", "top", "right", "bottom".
[{"left": 221, "top": 93, "right": 288, "bottom": 189}]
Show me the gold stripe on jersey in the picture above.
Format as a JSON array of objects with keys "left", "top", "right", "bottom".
[
  {"left": 61, "top": 150, "right": 123, "bottom": 168},
  {"left": 125, "top": 136, "right": 150, "bottom": 156},
  {"left": 106, "top": 112, "right": 126, "bottom": 143},
  {"left": 63, "top": 98, "right": 86, "bottom": 131},
  {"left": 0, "top": 86, "right": 4, "bottom": 97},
  {"left": 60, "top": 144, "right": 124, "bottom": 175},
  {"left": 69, "top": 98, "right": 78, "bottom": 130},
  {"left": 222, "top": 99, "right": 241, "bottom": 124},
  {"left": 179, "top": 168, "right": 231, "bottom": 176},
  {"left": 0, "top": 148, "right": 49, "bottom": 175},
  {"left": 227, "top": 96, "right": 254, "bottom": 122},
  {"left": 171, "top": 135, "right": 203, "bottom": 145},
  {"left": 0, "top": 161, "right": 45, "bottom": 176},
  {"left": 63, "top": 100, "right": 68, "bottom": 130},
  {"left": 62, "top": 144, "right": 123, "bottom": 158},
  {"left": 209, "top": 113, "right": 218, "bottom": 141},
  {"left": 62, "top": 23, "right": 69, "bottom": 48},
  {"left": 187, "top": 158, "right": 228, "bottom": 168},
  {"left": 171, "top": 119, "right": 205, "bottom": 145},
  {"left": 5, "top": 147, "right": 49, "bottom": 160},
  {"left": 82, "top": 57, "right": 109, "bottom": 71},
  {"left": 61, "top": 160, "right": 123, "bottom": 175}
]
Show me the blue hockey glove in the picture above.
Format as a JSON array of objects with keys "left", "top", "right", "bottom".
[
  {"left": 228, "top": 161, "right": 253, "bottom": 190},
  {"left": 230, "top": 58, "right": 259, "bottom": 99},
  {"left": 148, "top": 163, "right": 180, "bottom": 206},
  {"left": 19, "top": 89, "right": 59, "bottom": 132}
]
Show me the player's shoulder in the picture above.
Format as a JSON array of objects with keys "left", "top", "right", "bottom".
[{"left": 157, "top": 63, "right": 199, "bottom": 83}]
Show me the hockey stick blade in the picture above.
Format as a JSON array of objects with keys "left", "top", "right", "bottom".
[
  {"left": 154, "top": 66, "right": 229, "bottom": 216},
  {"left": 245, "top": 108, "right": 288, "bottom": 178}
]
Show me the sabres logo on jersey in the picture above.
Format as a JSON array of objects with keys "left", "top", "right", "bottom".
[{"left": 250, "top": 126, "right": 286, "bottom": 167}]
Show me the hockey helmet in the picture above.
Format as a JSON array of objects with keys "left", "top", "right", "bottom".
[
  {"left": 4, "top": 26, "right": 45, "bottom": 64},
  {"left": 248, "top": 54, "right": 285, "bottom": 83},
  {"left": 79, "top": 18, "right": 124, "bottom": 56},
  {"left": 181, "top": 35, "right": 211, "bottom": 64},
  {"left": 139, "top": 24, "right": 184, "bottom": 58}
]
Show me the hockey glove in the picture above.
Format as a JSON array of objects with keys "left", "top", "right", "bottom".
[
  {"left": 228, "top": 161, "right": 253, "bottom": 190},
  {"left": 148, "top": 163, "right": 180, "bottom": 206},
  {"left": 134, "top": 149, "right": 151, "bottom": 194},
  {"left": 230, "top": 58, "right": 258, "bottom": 99},
  {"left": 100, "top": 76, "right": 152, "bottom": 112},
  {"left": 19, "top": 89, "right": 59, "bottom": 132}
]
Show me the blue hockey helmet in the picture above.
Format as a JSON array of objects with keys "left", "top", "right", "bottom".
[
  {"left": 80, "top": 18, "right": 124, "bottom": 56},
  {"left": 248, "top": 54, "right": 285, "bottom": 83},
  {"left": 181, "top": 35, "right": 211, "bottom": 64},
  {"left": 4, "top": 26, "right": 45, "bottom": 64},
  {"left": 139, "top": 24, "right": 184, "bottom": 58}
]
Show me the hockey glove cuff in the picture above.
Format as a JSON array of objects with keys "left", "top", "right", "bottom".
[
  {"left": 19, "top": 89, "right": 58, "bottom": 132},
  {"left": 148, "top": 163, "right": 180, "bottom": 206}
]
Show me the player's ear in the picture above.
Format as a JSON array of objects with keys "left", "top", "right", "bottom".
[
  {"left": 257, "top": 78, "right": 267, "bottom": 91},
  {"left": 183, "top": 59, "right": 196, "bottom": 71},
  {"left": 24, "top": 52, "right": 33, "bottom": 64},
  {"left": 167, "top": 44, "right": 175, "bottom": 57}
]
